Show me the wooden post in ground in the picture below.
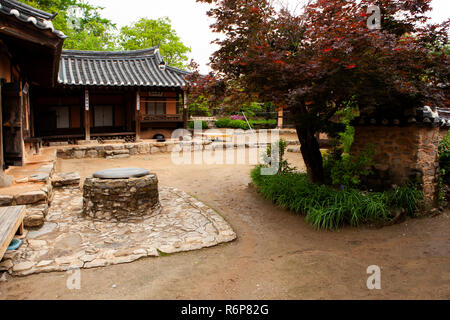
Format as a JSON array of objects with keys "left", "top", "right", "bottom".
[
  {"left": 135, "top": 91, "right": 141, "bottom": 141},
  {"left": 277, "top": 106, "right": 284, "bottom": 129},
  {"left": 84, "top": 89, "right": 90, "bottom": 141}
]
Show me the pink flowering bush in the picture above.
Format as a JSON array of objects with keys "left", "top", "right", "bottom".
[{"left": 230, "top": 115, "right": 246, "bottom": 121}]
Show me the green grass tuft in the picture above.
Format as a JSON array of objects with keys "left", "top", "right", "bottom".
[{"left": 250, "top": 165, "right": 424, "bottom": 230}]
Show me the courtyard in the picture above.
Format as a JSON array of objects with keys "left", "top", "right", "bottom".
[
  {"left": 0, "top": 0, "right": 448, "bottom": 304},
  {"left": 0, "top": 151, "right": 449, "bottom": 299}
]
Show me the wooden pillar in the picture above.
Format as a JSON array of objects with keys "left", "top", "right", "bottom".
[
  {"left": 84, "top": 89, "right": 90, "bottom": 141},
  {"left": 0, "top": 81, "right": 3, "bottom": 170},
  {"left": 135, "top": 91, "right": 141, "bottom": 141},
  {"left": 126, "top": 92, "right": 132, "bottom": 132},
  {"left": 183, "top": 91, "right": 187, "bottom": 129},
  {"left": 18, "top": 81, "right": 24, "bottom": 165}
]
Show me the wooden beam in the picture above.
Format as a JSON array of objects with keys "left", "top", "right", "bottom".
[
  {"left": 84, "top": 89, "right": 90, "bottom": 140},
  {"left": 135, "top": 91, "right": 141, "bottom": 141},
  {"left": 0, "top": 16, "right": 60, "bottom": 49}
]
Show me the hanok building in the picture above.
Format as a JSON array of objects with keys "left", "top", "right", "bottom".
[
  {"left": 33, "top": 48, "right": 189, "bottom": 143},
  {"left": 0, "top": 0, "right": 65, "bottom": 168},
  {"left": 0, "top": 0, "right": 190, "bottom": 173}
]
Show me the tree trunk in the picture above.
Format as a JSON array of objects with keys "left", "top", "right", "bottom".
[{"left": 296, "top": 125, "right": 325, "bottom": 184}]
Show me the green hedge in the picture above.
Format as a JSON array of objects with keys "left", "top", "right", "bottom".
[
  {"left": 187, "top": 121, "right": 209, "bottom": 129},
  {"left": 215, "top": 118, "right": 276, "bottom": 130},
  {"left": 215, "top": 118, "right": 249, "bottom": 129},
  {"left": 250, "top": 166, "right": 424, "bottom": 230}
]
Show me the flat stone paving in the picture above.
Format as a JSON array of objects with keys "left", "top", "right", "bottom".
[{"left": 1, "top": 186, "right": 236, "bottom": 276}]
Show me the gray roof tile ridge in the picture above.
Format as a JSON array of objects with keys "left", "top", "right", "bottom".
[
  {"left": 0, "top": 0, "right": 66, "bottom": 38},
  {"left": 61, "top": 47, "right": 158, "bottom": 59}
]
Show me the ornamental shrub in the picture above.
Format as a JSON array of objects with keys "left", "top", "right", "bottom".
[
  {"left": 438, "top": 130, "right": 450, "bottom": 183},
  {"left": 323, "top": 145, "right": 375, "bottom": 188},
  {"left": 250, "top": 167, "right": 424, "bottom": 230}
]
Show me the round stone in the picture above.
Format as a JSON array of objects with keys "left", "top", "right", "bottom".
[{"left": 93, "top": 168, "right": 150, "bottom": 179}]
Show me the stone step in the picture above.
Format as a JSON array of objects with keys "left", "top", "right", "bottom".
[
  {"left": 48, "top": 141, "right": 69, "bottom": 146},
  {"left": 287, "top": 146, "right": 301, "bottom": 153},
  {"left": 15, "top": 190, "right": 48, "bottom": 205},
  {"left": 0, "top": 195, "right": 13, "bottom": 206},
  {"left": 24, "top": 203, "right": 49, "bottom": 228},
  {"left": 52, "top": 172, "right": 81, "bottom": 187},
  {"left": 105, "top": 154, "right": 130, "bottom": 159},
  {"left": 105, "top": 149, "right": 130, "bottom": 156},
  {"left": 28, "top": 173, "right": 50, "bottom": 183}
]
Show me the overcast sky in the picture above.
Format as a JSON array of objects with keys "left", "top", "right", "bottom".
[{"left": 88, "top": 0, "right": 449, "bottom": 73}]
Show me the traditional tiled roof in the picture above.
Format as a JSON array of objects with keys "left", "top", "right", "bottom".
[
  {"left": 354, "top": 106, "right": 450, "bottom": 127},
  {"left": 58, "top": 47, "right": 188, "bottom": 88},
  {"left": 0, "top": 0, "right": 66, "bottom": 38}
]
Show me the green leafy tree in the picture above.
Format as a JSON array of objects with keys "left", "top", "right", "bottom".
[
  {"left": 240, "top": 102, "right": 262, "bottom": 119},
  {"left": 22, "top": 0, "right": 117, "bottom": 50},
  {"left": 119, "top": 17, "right": 191, "bottom": 69},
  {"left": 187, "top": 95, "right": 212, "bottom": 117}
]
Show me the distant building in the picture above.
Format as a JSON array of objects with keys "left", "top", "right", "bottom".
[{"left": 33, "top": 48, "right": 189, "bottom": 143}]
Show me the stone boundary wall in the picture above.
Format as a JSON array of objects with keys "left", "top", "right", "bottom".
[
  {"left": 351, "top": 125, "right": 440, "bottom": 204},
  {"left": 56, "top": 129, "right": 298, "bottom": 160},
  {"left": 417, "top": 127, "right": 441, "bottom": 202},
  {"left": 56, "top": 142, "right": 176, "bottom": 159},
  {"left": 55, "top": 140, "right": 276, "bottom": 160}
]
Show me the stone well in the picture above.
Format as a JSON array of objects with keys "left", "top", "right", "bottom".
[{"left": 83, "top": 168, "right": 161, "bottom": 221}]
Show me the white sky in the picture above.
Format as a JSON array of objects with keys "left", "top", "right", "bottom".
[{"left": 88, "top": 0, "right": 449, "bottom": 73}]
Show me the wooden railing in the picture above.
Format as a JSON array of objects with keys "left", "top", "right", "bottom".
[{"left": 140, "top": 114, "right": 183, "bottom": 122}]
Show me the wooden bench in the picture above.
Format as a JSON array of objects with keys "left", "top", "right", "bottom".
[{"left": 0, "top": 206, "right": 26, "bottom": 261}]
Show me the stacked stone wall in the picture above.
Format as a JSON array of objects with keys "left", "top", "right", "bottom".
[
  {"left": 351, "top": 125, "right": 439, "bottom": 204},
  {"left": 83, "top": 174, "right": 160, "bottom": 221}
]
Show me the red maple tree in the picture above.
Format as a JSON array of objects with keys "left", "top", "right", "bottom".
[{"left": 187, "top": 0, "right": 449, "bottom": 183}]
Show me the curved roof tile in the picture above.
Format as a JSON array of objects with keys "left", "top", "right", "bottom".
[
  {"left": 0, "top": 0, "right": 66, "bottom": 38},
  {"left": 58, "top": 47, "right": 188, "bottom": 88}
]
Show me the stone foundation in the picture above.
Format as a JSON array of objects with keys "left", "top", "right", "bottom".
[
  {"left": 83, "top": 174, "right": 161, "bottom": 221},
  {"left": 57, "top": 141, "right": 186, "bottom": 159},
  {"left": 0, "top": 162, "right": 56, "bottom": 228},
  {"left": 55, "top": 129, "right": 289, "bottom": 160},
  {"left": 351, "top": 125, "right": 439, "bottom": 204}
]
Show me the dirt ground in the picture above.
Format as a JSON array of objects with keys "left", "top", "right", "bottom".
[{"left": 1, "top": 150, "right": 449, "bottom": 300}]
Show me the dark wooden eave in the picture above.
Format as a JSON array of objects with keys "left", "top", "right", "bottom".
[{"left": 0, "top": 0, "right": 65, "bottom": 87}]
